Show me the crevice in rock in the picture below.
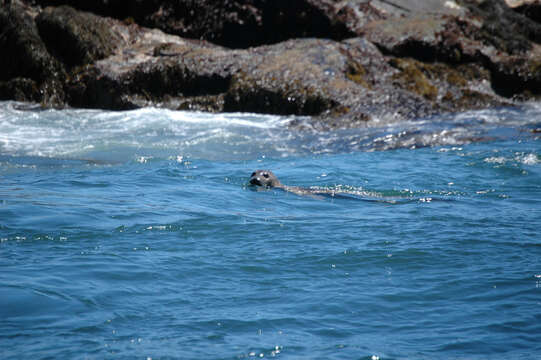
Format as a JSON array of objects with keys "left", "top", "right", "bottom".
[{"left": 489, "top": 64, "right": 541, "bottom": 98}]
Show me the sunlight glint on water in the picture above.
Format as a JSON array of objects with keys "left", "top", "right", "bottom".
[{"left": 0, "top": 101, "right": 540, "bottom": 359}]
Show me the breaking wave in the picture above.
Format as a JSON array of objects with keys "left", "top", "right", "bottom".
[{"left": 0, "top": 101, "right": 540, "bottom": 162}]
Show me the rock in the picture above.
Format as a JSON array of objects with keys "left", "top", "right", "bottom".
[
  {"left": 0, "top": 1, "right": 65, "bottom": 105},
  {"left": 0, "top": 3, "right": 55, "bottom": 82},
  {"left": 29, "top": 0, "right": 355, "bottom": 48},
  {"left": 66, "top": 28, "right": 479, "bottom": 127},
  {"left": 224, "top": 39, "right": 351, "bottom": 116},
  {"left": 27, "top": 0, "right": 465, "bottom": 49},
  {"left": 65, "top": 28, "right": 204, "bottom": 110},
  {"left": 369, "top": 0, "right": 465, "bottom": 17},
  {"left": 2, "top": 0, "right": 541, "bottom": 127},
  {"left": 506, "top": 0, "right": 535, "bottom": 7},
  {"left": 0, "top": 78, "right": 40, "bottom": 102},
  {"left": 360, "top": 1, "right": 541, "bottom": 99},
  {"left": 36, "top": 5, "right": 126, "bottom": 68},
  {"left": 360, "top": 2, "right": 539, "bottom": 61},
  {"left": 459, "top": 0, "right": 541, "bottom": 97},
  {"left": 507, "top": 0, "right": 541, "bottom": 24},
  {"left": 143, "top": 0, "right": 265, "bottom": 48},
  {"left": 223, "top": 37, "right": 446, "bottom": 126},
  {"left": 462, "top": 0, "right": 541, "bottom": 51},
  {"left": 361, "top": 15, "right": 466, "bottom": 62},
  {"left": 65, "top": 26, "right": 377, "bottom": 123}
]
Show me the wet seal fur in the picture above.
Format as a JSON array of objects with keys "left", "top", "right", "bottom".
[
  {"left": 249, "top": 169, "right": 331, "bottom": 198},
  {"left": 249, "top": 170, "right": 283, "bottom": 188},
  {"left": 248, "top": 170, "right": 441, "bottom": 203}
]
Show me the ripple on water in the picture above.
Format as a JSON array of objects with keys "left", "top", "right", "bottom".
[{"left": 1, "top": 102, "right": 541, "bottom": 359}]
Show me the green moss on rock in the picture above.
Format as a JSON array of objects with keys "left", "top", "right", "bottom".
[
  {"left": 345, "top": 60, "right": 371, "bottom": 89},
  {"left": 390, "top": 58, "right": 438, "bottom": 100}
]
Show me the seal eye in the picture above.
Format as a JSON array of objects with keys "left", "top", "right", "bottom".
[{"left": 263, "top": 173, "right": 269, "bottom": 178}]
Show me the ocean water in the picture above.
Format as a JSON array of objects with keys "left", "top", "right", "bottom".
[{"left": 1, "top": 101, "right": 540, "bottom": 359}]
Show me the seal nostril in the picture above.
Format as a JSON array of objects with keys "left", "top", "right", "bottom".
[{"left": 249, "top": 170, "right": 277, "bottom": 188}]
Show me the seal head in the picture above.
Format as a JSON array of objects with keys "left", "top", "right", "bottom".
[
  {"left": 249, "top": 170, "right": 282, "bottom": 188},
  {"left": 248, "top": 169, "right": 323, "bottom": 199}
]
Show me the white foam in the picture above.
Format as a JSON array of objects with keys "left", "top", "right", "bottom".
[
  {"left": 520, "top": 153, "right": 540, "bottom": 165},
  {"left": 484, "top": 156, "right": 507, "bottom": 164},
  {"left": 484, "top": 153, "right": 540, "bottom": 165},
  {"left": 2, "top": 101, "right": 541, "bottom": 161},
  {"left": 0, "top": 103, "right": 300, "bottom": 160}
]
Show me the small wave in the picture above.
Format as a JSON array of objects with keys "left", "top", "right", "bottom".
[
  {"left": 2, "top": 101, "right": 541, "bottom": 161},
  {"left": 484, "top": 153, "right": 540, "bottom": 165},
  {"left": 484, "top": 156, "right": 507, "bottom": 164},
  {"left": 0, "top": 102, "right": 301, "bottom": 161},
  {"left": 520, "top": 153, "right": 540, "bottom": 165},
  {"left": 307, "top": 184, "right": 380, "bottom": 198}
]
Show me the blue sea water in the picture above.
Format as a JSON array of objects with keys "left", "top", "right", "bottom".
[{"left": 1, "top": 101, "right": 540, "bottom": 359}]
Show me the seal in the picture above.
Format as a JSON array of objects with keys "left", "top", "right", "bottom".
[
  {"left": 249, "top": 170, "right": 283, "bottom": 188},
  {"left": 249, "top": 169, "right": 326, "bottom": 198},
  {"left": 248, "top": 170, "right": 444, "bottom": 204}
]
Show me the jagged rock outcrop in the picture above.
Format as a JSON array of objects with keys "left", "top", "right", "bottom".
[
  {"left": 1, "top": 0, "right": 540, "bottom": 129},
  {"left": 0, "top": 2, "right": 65, "bottom": 104},
  {"left": 36, "top": 5, "right": 126, "bottom": 68},
  {"left": 22, "top": 0, "right": 467, "bottom": 48},
  {"left": 29, "top": 0, "right": 355, "bottom": 48},
  {"left": 506, "top": 0, "right": 541, "bottom": 23}
]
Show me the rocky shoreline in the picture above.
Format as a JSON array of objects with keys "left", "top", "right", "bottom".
[{"left": 1, "top": 0, "right": 541, "bottom": 129}]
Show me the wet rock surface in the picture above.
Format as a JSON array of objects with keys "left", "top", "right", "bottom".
[{"left": 1, "top": 0, "right": 541, "bottom": 128}]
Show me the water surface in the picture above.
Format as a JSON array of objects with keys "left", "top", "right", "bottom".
[{"left": 1, "top": 101, "right": 540, "bottom": 359}]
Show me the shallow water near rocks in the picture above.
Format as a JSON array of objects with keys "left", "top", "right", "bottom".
[{"left": 1, "top": 101, "right": 540, "bottom": 359}]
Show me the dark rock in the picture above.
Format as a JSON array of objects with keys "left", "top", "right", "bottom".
[
  {"left": 27, "top": 0, "right": 463, "bottom": 49},
  {"left": 66, "top": 29, "right": 373, "bottom": 120},
  {"left": 28, "top": 2, "right": 514, "bottom": 127},
  {"left": 36, "top": 5, "right": 125, "bottom": 68},
  {"left": 64, "top": 29, "right": 237, "bottom": 110},
  {"left": 144, "top": 0, "right": 264, "bottom": 48},
  {"left": 360, "top": 1, "right": 541, "bottom": 99},
  {"left": 23, "top": 0, "right": 151, "bottom": 19},
  {"left": 0, "top": 2, "right": 65, "bottom": 105},
  {"left": 460, "top": 0, "right": 541, "bottom": 52},
  {"left": 488, "top": 54, "right": 541, "bottom": 98},
  {"left": 459, "top": 0, "right": 541, "bottom": 97},
  {"left": 28, "top": 0, "right": 260, "bottom": 47},
  {"left": 224, "top": 39, "right": 350, "bottom": 116},
  {"left": 2, "top": 0, "right": 541, "bottom": 127},
  {"left": 0, "top": 78, "right": 40, "bottom": 102},
  {"left": 29, "top": 0, "right": 357, "bottom": 48},
  {"left": 511, "top": 0, "right": 541, "bottom": 23},
  {"left": 361, "top": 15, "right": 465, "bottom": 63},
  {"left": 0, "top": 3, "right": 61, "bottom": 82},
  {"left": 251, "top": 0, "right": 356, "bottom": 47},
  {"left": 66, "top": 27, "right": 469, "bottom": 127}
]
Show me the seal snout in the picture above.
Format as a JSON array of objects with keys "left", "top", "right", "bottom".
[
  {"left": 249, "top": 170, "right": 279, "bottom": 188},
  {"left": 249, "top": 174, "right": 261, "bottom": 186},
  {"left": 249, "top": 171, "right": 268, "bottom": 186}
]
